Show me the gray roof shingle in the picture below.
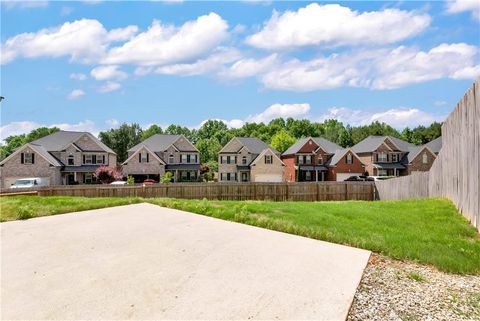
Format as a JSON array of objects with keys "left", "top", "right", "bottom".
[
  {"left": 30, "top": 131, "right": 115, "bottom": 154},
  {"left": 425, "top": 136, "right": 442, "bottom": 154},
  {"left": 352, "top": 136, "right": 414, "bottom": 153},
  {"left": 282, "top": 137, "right": 341, "bottom": 155},
  {"left": 235, "top": 137, "right": 279, "bottom": 155},
  {"left": 128, "top": 134, "right": 182, "bottom": 152}
]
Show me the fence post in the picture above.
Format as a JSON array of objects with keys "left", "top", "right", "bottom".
[
  {"left": 345, "top": 183, "right": 348, "bottom": 200},
  {"left": 316, "top": 183, "right": 320, "bottom": 201}
]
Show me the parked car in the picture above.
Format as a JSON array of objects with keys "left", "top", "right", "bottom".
[
  {"left": 143, "top": 179, "right": 158, "bottom": 185},
  {"left": 10, "top": 177, "right": 49, "bottom": 189},
  {"left": 344, "top": 176, "right": 365, "bottom": 181},
  {"left": 110, "top": 181, "right": 127, "bottom": 185},
  {"left": 368, "top": 176, "right": 395, "bottom": 181}
]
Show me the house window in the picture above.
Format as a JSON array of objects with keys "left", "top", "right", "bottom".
[
  {"left": 84, "top": 173, "right": 94, "bottom": 184},
  {"left": 346, "top": 153, "right": 353, "bottom": 164},
  {"left": 169, "top": 154, "right": 174, "bottom": 164},
  {"left": 377, "top": 152, "right": 387, "bottom": 162},
  {"left": 97, "top": 154, "right": 104, "bottom": 164},
  {"left": 23, "top": 153, "right": 34, "bottom": 164},
  {"left": 242, "top": 156, "right": 247, "bottom": 165},
  {"left": 181, "top": 154, "right": 188, "bottom": 163},
  {"left": 318, "top": 156, "right": 323, "bottom": 165},
  {"left": 378, "top": 169, "right": 388, "bottom": 176},
  {"left": 305, "top": 155, "right": 311, "bottom": 164},
  {"left": 68, "top": 155, "right": 75, "bottom": 165},
  {"left": 422, "top": 153, "right": 428, "bottom": 164},
  {"left": 298, "top": 156, "right": 304, "bottom": 165},
  {"left": 140, "top": 152, "right": 148, "bottom": 163},
  {"left": 392, "top": 154, "right": 398, "bottom": 162},
  {"left": 221, "top": 172, "right": 236, "bottom": 181},
  {"left": 305, "top": 171, "right": 311, "bottom": 181},
  {"left": 84, "top": 155, "right": 93, "bottom": 164},
  {"left": 265, "top": 155, "right": 273, "bottom": 164}
]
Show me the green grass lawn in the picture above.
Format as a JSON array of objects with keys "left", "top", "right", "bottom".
[{"left": 1, "top": 196, "right": 479, "bottom": 274}]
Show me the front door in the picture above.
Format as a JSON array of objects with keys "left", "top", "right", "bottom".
[
  {"left": 241, "top": 172, "right": 248, "bottom": 182},
  {"left": 66, "top": 174, "right": 75, "bottom": 185}
]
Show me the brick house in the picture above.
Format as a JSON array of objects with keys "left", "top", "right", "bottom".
[
  {"left": 218, "top": 137, "right": 284, "bottom": 182},
  {"left": 351, "top": 135, "right": 442, "bottom": 176},
  {"left": 0, "top": 131, "right": 117, "bottom": 188},
  {"left": 282, "top": 137, "right": 365, "bottom": 181},
  {"left": 122, "top": 134, "right": 200, "bottom": 182}
]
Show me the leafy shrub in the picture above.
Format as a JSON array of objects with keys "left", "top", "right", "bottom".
[
  {"left": 160, "top": 172, "right": 173, "bottom": 183},
  {"left": 94, "top": 166, "right": 123, "bottom": 184},
  {"left": 127, "top": 176, "right": 135, "bottom": 184}
]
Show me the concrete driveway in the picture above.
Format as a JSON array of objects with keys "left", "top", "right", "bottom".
[{"left": 1, "top": 203, "right": 370, "bottom": 320}]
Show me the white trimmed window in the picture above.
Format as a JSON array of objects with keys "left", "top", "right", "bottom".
[
  {"left": 242, "top": 156, "right": 247, "bottom": 165},
  {"left": 346, "top": 153, "right": 353, "bottom": 164},
  {"left": 97, "top": 154, "right": 104, "bottom": 164},
  {"left": 378, "top": 152, "right": 387, "bottom": 162},
  {"left": 67, "top": 155, "right": 75, "bottom": 165},
  {"left": 378, "top": 169, "right": 388, "bottom": 176},
  {"left": 265, "top": 155, "right": 273, "bottom": 164},
  {"left": 305, "top": 155, "right": 311, "bottom": 164},
  {"left": 23, "top": 153, "right": 34, "bottom": 164},
  {"left": 318, "top": 156, "right": 323, "bottom": 165},
  {"left": 422, "top": 153, "right": 428, "bottom": 164},
  {"left": 84, "top": 155, "right": 93, "bottom": 164},
  {"left": 169, "top": 154, "right": 174, "bottom": 164},
  {"left": 140, "top": 152, "right": 148, "bottom": 163},
  {"left": 392, "top": 154, "right": 398, "bottom": 162}
]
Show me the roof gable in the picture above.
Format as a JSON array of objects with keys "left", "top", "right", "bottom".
[
  {"left": 250, "top": 148, "right": 285, "bottom": 166},
  {"left": 352, "top": 135, "right": 414, "bottom": 153},
  {"left": 122, "top": 145, "right": 165, "bottom": 165},
  {"left": 282, "top": 137, "right": 341, "bottom": 155},
  {"left": 0, "top": 143, "right": 62, "bottom": 167},
  {"left": 128, "top": 134, "right": 197, "bottom": 153},
  {"left": 327, "top": 148, "right": 364, "bottom": 166}
]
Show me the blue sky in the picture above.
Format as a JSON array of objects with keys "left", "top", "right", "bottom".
[{"left": 1, "top": 0, "right": 479, "bottom": 138}]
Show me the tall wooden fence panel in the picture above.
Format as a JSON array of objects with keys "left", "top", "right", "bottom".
[
  {"left": 375, "top": 78, "right": 479, "bottom": 230},
  {"left": 0, "top": 182, "right": 374, "bottom": 201}
]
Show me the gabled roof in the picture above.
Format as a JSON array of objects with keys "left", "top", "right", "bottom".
[
  {"left": 0, "top": 143, "right": 62, "bottom": 167},
  {"left": 30, "top": 131, "right": 115, "bottom": 154},
  {"left": 405, "top": 145, "right": 437, "bottom": 163},
  {"left": 425, "top": 136, "right": 442, "bottom": 154},
  {"left": 220, "top": 137, "right": 279, "bottom": 155},
  {"left": 250, "top": 148, "right": 285, "bottom": 166},
  {"left": 282, "top": 137, "right": 341, "bottom": 156},
  {"left": 326, "top": 148, "right": 364, "bottom": 166},
  {"left": 351, "top": 135, "right": 414, "bottom": 153},
  {"left": 128, "top": 134, "right": 197, "bottom": 153},
  {"left": 122, "top": 144, "right": 166, "bottom": 165}
]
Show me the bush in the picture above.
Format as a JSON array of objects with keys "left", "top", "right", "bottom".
[
  {"left": 126, "top": 176, "right": 135, "bottom": 184},
  {"left": 94, "top": 166, "right": 123, "bottom": 184},
  {"left": 160, "top": 172, "right": 173, "bottom": 183}
]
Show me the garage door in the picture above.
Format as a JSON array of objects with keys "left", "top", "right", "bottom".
[
  {"left": 253, "top": 174, "right": 283, "bottom": 183},
  {"left": 336, "top": 173, "right": 362, "bottom": 181}
]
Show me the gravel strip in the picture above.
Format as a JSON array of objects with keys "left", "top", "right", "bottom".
[{"left": 348, "top": 254, "right": 480, "bottom": 321}]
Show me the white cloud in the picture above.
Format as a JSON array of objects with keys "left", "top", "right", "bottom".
[
  {"left": 434, "top": 100, "right": 447, "bottom": 107},
  {"left": 103, "top": 13, "right": 229, "bottom": 66},
  {"left": 0, "top": 120, "right": 99, "bottom": 141},
  {"left": 91, "top": 65, "right": 127, "bottom": 80},
  {"left": 155, "top": 47, "right": 241, "bottom": 76},
  {"left": 260, "top": 43, "right": 480, "bottom": 91},
  {"left": 446, "top": 0, "right": 480, "bottom": 20},
  {"left": 67, "top": 89, "right": 85, "bottom": 100},
  {"left": 70, "top": 73, "right": 87, "bottom": 81},
  {"left": 317, "top": 107, "right": 446, "bottom": 128},
  {"left": 246, "top": 103, "right": 311, "bottom": 123},
  {"left": 246, "top": 3, "right": 430, "bottom": 50},
  {"left": 1, "top": 19, "right": 138, "bottom": 64},
  {"left": 98, "top": 81, "right": 121, "bottom": 93},
  {"left": 219, "top": 54, "right": 277, "bottom": 79},
  {"left": 105, "top": 119, "right": 120, "bottom": 128}
]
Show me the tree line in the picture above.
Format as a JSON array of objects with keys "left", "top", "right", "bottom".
[{"left": 0, "top": 118, "right": 442, "bottom": 166}]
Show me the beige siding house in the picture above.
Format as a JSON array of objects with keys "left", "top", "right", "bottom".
[
  {"left": 0, "top": 131, "right": 117, "bottom": 188},
  {"left": 218, "top": 137, "right": 285, "bottom": 182},
  {"left": 122, "top": 134, "right": 200, "bottom": 182}
]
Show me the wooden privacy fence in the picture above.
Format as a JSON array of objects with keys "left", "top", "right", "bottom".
[
  {"left": 0, "top": 182, "right": 375, "bottom": 201},
  {"left": 376, "top": 78, "right": 480, "bottom": 230}
]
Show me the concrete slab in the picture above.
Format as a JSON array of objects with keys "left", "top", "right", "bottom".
[{"left": 1, "top": 203, "right": 370, "bottom": 320}]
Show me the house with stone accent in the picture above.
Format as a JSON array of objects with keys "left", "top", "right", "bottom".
[
  {"left": 351, "top": 135, "right": 442, "bottom": 177},
  {"left": 122, "top": 134, "right": 200, "bottom": 182},
  {"left": 218, "top": 137, "right": 285, "bottom": 182},
  {"left": 281, "top": 137, "right": 365, "bottom": 181},
  {"left": 0, "top": 130, "right": 117, "bottom": 188}
]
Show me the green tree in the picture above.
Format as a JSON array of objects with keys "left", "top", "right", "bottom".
[
  {"left": 338, "top": 126, "right": 354, "bottom": 147},
  {"left": 160, "top": 171, "right": 173, "bottom": 183},
  {"left": 270, "top": 130, "right": 296, "bottom": 153},
  {"left": 164, "top": 124, "right": 193, "bottom": 141},
  {"left": 0, "top": 127, "right": 59, "bottom": 160},
  {"left": 99, "top": 123, "right": 143, "bottom": 163},
  {"left": 196, "top": 138, "right": 222, "bottom": 163},
  {"left": 142, "top": 124, "right": 163, "bottom": 141}
]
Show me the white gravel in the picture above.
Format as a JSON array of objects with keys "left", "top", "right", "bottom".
[{"left": 348, "top": 254, "right": 480, "bottom": 321}]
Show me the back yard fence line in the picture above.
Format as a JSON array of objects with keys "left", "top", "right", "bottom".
[
  {"left": 0, "top": 182, "right": 375, "bottom": 201},
  {"left": 376, "top": 78, "right": 480, "bottom": 230}
]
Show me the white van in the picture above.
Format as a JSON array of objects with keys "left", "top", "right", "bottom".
[{"left": 10, "top": 177, "right": 49, "bottom": 189}]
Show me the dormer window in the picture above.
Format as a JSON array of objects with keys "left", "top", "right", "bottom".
[
  {"left": 68, "top": 155, "right": 75, "bottom": 165},
  {"left": 346, "top": 153, "right": 353, "bottom": 164},
  {"left": 422, "top": 153, "right": 428, "bottom": 164}
]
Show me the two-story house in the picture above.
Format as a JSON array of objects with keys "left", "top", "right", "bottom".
[
  {"left": 218, "top": 137, "right": 285, "bottom": 182},
  {"left": 282, "top": 137, "right": 365, "bottom": 181},
  {"left": 0, "top": 131, "right": 117, "bottom": 187},
  {"left": 351, "top": 135, "right": 442, "bottom": 176},
  {"left": 122, "top": 134, "right": 200, "bottom": 182}
]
